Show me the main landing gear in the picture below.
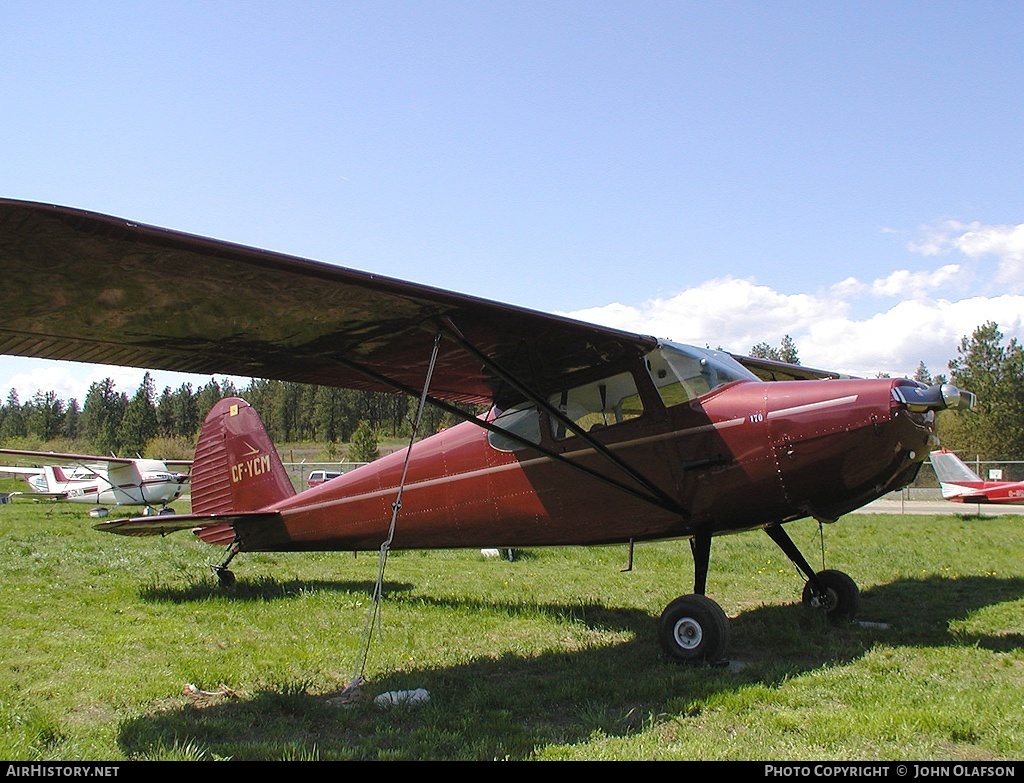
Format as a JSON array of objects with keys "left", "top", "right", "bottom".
[
  {"left": 657, "top": 525, "right": 861, "bottom": 664},
  {"left": 138, "top": 505, "right": 178, "bottom": 516},
  {"left": 211, "top": 541, "right": 241, "bottom": 587}
]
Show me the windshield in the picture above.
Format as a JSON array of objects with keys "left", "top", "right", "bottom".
[{"left": 647, "top": 342, "right": 757, "bottom": 406}]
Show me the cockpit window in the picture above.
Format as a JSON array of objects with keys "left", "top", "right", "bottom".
[
  {"left": 548, "top": 371, "right": 643, "bottom": 440},
  {"left": 647, "top": 342, "right": 757, "bottom": 407},
  {"left": 488, "top": 403, "right": 542, "bottom": 452}
]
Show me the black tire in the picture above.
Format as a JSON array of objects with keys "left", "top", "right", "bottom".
[
  {"left": 801, "top": 569, "right": 859, "bottom": 622},
  {"left": 158, "top": 507, "right": 176, "bottom": 515},
  {"left": 658, "top": 594, "right": 730, "bottom": 663}
]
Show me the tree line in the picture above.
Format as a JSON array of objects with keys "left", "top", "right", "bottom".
[
  {"left": 1, "top": 321, "right": 1021, "bottom": 461},
  {"left": 0, "top": 373, "right": 474, "bottom": 461}
]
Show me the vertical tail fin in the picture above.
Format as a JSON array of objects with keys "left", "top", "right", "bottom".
[
  {"left": 47, "top": 465, "right": 69, "bottom": 485},
  {"left": 190, "top": 397, "right": 296, "bottom": 515},
  {"left": 930, "top": 448, "right": 985, "bottom": 500},
  {"left": 930, "top": 448, "right": 983, "bottom": 484}
]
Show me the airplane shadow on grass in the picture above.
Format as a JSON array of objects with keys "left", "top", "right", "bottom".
[{"left": 119, "top": 573, "right": 1024, "bottom": 760}]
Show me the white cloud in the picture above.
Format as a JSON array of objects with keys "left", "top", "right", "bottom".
[
  {"left": 868, "top": 264, "right": 964, "bottom": 298},
  {"left": 0, "top": 358, "right": 240, "bottom": 406},
  {"left": 564, "top": 282, "right": 1024, "bottom": 382},
  {"left": 558, "top": 221, "right": 1024, "bottom": 382},
  {"left": 909, "top": 220, "right": 1024, "bottom": 293}
]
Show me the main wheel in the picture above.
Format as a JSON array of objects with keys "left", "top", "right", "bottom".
[
  {"left": 658, "top": 594, "right": 730, "bottom": 663},
  {"left": 801, "top": 569, "right": 859, "bottom": 622},
  {"left": 213, "top": 566, "right": 236, "bottom": 588}
]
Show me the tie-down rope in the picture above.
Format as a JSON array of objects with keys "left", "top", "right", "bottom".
[{"left": 346, "top": 331, "right": 443, "bottom": 692}]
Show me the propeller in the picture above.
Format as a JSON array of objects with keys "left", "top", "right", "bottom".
[{"left": 892, "top": 383, "right": 976, "bottom": 412}]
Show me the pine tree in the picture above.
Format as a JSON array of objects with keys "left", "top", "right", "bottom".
[
  {"left": 778, "top": 335, "right": 800, "bottom": 365},
  {"left": 913, "top": 361, "right": 933, "bottom": 385},
  {"left": 944, "top": 322, "right": 1024, "bottom": 459},
  {"left": 81, "top": 379, "right": 126, "bottom": 455},
  {"left": 349, "top": 420, "right": 379, "bottom": 463},
  {"left": 117, "top": 372, "right": 159, "bottom": 455}
]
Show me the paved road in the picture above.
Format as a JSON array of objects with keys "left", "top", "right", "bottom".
[{"left": 854, "top": 498, "right": 1024, "bottom": 516}]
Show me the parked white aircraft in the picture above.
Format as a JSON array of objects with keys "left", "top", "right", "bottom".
[
  {"left": 0, "top": 448, "right": 191, "bottom": 515},
  {"left": 930, "top": 448, "right": 1024, "bottom": 506}
]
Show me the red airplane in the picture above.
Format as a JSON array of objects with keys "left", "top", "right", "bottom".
[
  {"left": 930, "top": 448, "right": 1024, "bottom": 505},
  {"left": 0, "top": 199, "right": 975, "bottom": 663}
]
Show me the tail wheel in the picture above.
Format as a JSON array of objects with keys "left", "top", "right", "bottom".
[
  {"left": 658, "top": 594, "right": 730, "bottom": 663},
  {"left": 802, "top": 569, "right": 859, "bottom": 622}
]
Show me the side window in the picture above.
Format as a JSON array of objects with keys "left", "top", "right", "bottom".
[
  {"left": 488, "top": 404, "right": 542, "bottom": 452},
  {"left": 646, "top": 342, "right": 758, "bottom": 409},
  {"left": 647, "top": 348, "right": 693, "bottom": 407},
  {"left": 549, "top": 371, "right": 643, "bottom": 440}
]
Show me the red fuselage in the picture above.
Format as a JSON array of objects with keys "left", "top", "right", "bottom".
[
  {"left": 942, "top": 480, "right": 1024, "bottom": 504},
  {"left": 254, "top": 375, "right": 936, "bottom": 552}
]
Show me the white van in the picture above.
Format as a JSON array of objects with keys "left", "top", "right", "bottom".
[{"left": 307, "top": 470, "right": 342, "bottom": 488}]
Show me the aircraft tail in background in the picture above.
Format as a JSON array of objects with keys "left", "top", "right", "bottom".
[
  {"left": 190, "top": 397, "right": 296, "bottom": 515},
  {"left": 931, "top": 448, "right": 984, "bottom": 495},
  {"left": 930, "top": 448, "right": 1024, "bottom": 505}
]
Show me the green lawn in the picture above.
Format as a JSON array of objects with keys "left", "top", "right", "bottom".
[{"left": 1, "top": 491, "right": 1023, "bottom": 760}]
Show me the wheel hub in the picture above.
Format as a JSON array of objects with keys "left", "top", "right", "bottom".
[{"left": 672, "top": 617, "right": 703, "bottom": 650}]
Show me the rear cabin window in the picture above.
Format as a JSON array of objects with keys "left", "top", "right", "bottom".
[
  {"left": 487, "top": 370, "right": 645, "bottom": 451},
  {"left": 548, "top": 371, "right": 643, "bottom": 440},
  {"left": 487, "top": 403, "right": 542, "bottom": 452}
]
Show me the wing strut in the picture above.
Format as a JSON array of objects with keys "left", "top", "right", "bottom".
[
  {"left": 347, "top": 332, "right": 444, "bottom": 697},
  {"left": 317, "top": 344, "right": 686, "bottom": 515},
  {"left": 437, "top": 317, "right": 687, "bottom": 516}
]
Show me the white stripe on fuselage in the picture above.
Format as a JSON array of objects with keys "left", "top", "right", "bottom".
[
  {"left": 288, "top": 416, "right": 749, "bottom": 514},
  {"left": 765, "top": 395, "right": 859, "bottom": 419}
]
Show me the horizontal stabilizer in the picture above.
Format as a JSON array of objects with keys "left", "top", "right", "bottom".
[
  {"left": 8, "top": 490, "right": 66, "bottom": 500},
  {"left": 93, "top": 511, "right": 281, "bottom": 538}
]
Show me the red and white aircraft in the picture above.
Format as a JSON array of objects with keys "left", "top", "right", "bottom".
[
  {"left": 930, "top": 448, "right": 1024, "bottom": 505},
  {"left": 0, "top": 448, "right": 191, "bottom": 514},
  {"left": 0, "top": 199, "right": 976, "bottom": 663}
]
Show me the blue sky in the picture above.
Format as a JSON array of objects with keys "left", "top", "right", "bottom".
[{"left": 2, "top": 2, "right": 1023, "bottom": 403}]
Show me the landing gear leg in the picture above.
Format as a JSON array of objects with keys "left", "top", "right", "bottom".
[
  {"left": 764, "top": 524, "right": 860, "bottom": 622},
  {"left": 658, "top": 531, "right": 730, "bottom": 663},
  {"left": 212, "top": 541, "right": 241, "bottom": 588}
]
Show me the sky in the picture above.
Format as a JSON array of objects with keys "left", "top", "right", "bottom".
[{"left": 2, "top": 1, "right": 1024, "bottom": 404}]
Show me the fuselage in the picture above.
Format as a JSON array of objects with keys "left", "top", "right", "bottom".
[
  {"left": 29, "top": 459, "right": 186, "bottom": 507},
  {"left": 254, "top": 345, "right": 939, "bottom": 552},
  {"left": 940, "top": 479, "right": 1024, "bottom": 504}
]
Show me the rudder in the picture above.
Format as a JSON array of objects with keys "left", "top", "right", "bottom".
[
  {"left": 190, "top": 397, "right": 296, "bottom": 515},
  {"left": 930, "top": 448, "right": 982, "bottom": 485}
]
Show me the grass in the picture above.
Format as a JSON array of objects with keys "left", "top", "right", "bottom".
[{"left": 1, "top": 481, "right": 1023, "bottom": 760}]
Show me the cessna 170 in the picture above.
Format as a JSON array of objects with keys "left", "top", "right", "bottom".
[
  {"left": 930, "top": 448, "right": 1024, "bottom": 505},
  {"left": 0, "top": 199, "right": 975, "bottom": 662},
  {"left": 0, "top": 448, "right": 191, "bottom": 514}
]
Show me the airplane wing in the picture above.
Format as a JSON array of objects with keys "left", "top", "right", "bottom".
[
  {"left": 0, "top": 447, "right": 136, "bottom": 468},
  {"left": 0, "top": 465, "right": 44, "bottom": 476},
  {"left": 729, "top": 354, "right": 852, "bottom": 382},
  {"left": 0, "top": 200, "right": 662, "bottom": 409}
]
